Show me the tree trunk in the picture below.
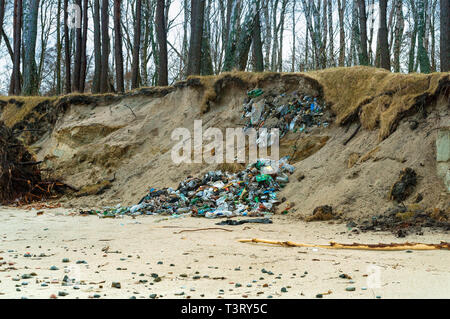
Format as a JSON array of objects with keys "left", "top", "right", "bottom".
[
  {"left": 11, "top": 0, "right": 22, "bottom": 95},
  {"left": 55, "top": 0, "right": 62, "bottom": 94},
  {"left": 73, "top": 0, "right": 82, "bottom": 92},
  {"left": 156, "top": 0, "right": 168, "bottom": 85},
  {"left": 358, "top": 0, "right": 369, "bottom": 65},
  {"left": 187, "top": 0, "right": 206, "bottom": 75},
  {"left": 417, "top": 0, "right": 431, "bottom": 72},
  {"left": 222, "top": 0, "right": 240, "bottom": 72},
  {"left": 114, "top": 0, "right": 124, "bottom": 92},
  {"left": 92, "top": 0, "right": 101, "bottom": 93},
  {"left": 100, "top": 0, "right": 110, "bottom": 92},
  {"left": 63, "top": 0, "right": 71, "bottom": 93},
  {"left": 441, "top": 0, "right": 450, "bottom": 71},
  {"left": 408, "top": 0, "right": 418, "bottom": 72},
  {"left": 337, "top": 0, "right": 346, "bottom": 66},
  {"left": 350, "top": 0, "right": 360, "bottom": 66},
  {"left": 262, "top": 0, "right": 271, "bottom": 70},
  {"left": 131, "top": 0, "right": 141, "bottom": 89},
  {"left": 22, "top": 0, "right": 40, "bottom": 96},
  {"left": 328, "top": 0, "right": 335, "bottom": 67},
  {"left": 378, "top": 0, "right": 391, "bottom": 70},
  {"left": 393, "top": 0, "right": 404, "bottom": 72},
  {"left": 200, "top": 0, "right": 214, "bottom": 75},
  {"left": 236, "top": 0, "right": 260, "bottom": 71},
  {"left": 79, "top": 0, "right": 88, "bottom": 92},
  {"left": 253, "top": 4, "right": 264, "bottom": 72}
]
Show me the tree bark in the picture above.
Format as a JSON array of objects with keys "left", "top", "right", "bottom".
[
  {"left": 187, "top": 0, "right": 206, "bottom": 75},
  {"left": 113, "top": 0, "right": 124, "bottom": 92},
  {"left": 253, "top": 0, "right": 264, "bottom": 72},
  {"left": 378, "top": 0, "right": 391, "bottom": 70},
  {"left": 417, "top": 0, "right": 431, "bottom": 72},
  {"left": 100, "top": 0, "right": 110, "bottom": 92},
  {"left": 92, "top": 0, "right": 101, "bottom": 93},
  {"left": 131, "top": 0, "right": 141, "bottom": 89},
  {"left": 55, "top": 0, "right": 62, "bottom": 94},
  {"left": 358, "top": 0, "right": 369, "bottom": 65},
  {"left": 73, "top": 0, "right": 82, "bottom": 92},
  {"left": 63, "top": 0, "right": 71, "bottom": 93},
  {"left": 11, "top": 0, "right": 22, "bottom": 95},
  {"left": 337, "top": 0, "right": 346, "bottom": 67},
  {"left": 441, "top": 0, "right": 450, "bottom": 71},
  {"left": 328, "top": 0, "right": 335, "bottom": 67},
  {"left": 222, "top": 0, "right": 239, "bottom": 72},
  {"left": 236, "top": 0, "right": 260, "bottom": 71},
  {"left": 393, "top": 0, "right": 404, "bottom": 72},
  {"left": 156, "top": 0, "right": 168, "bottom": 85},
  {"left": 22, "top": 0, "right": 40, "bottom": 96},
  {"left": 79, "top": 0, "right": 88, "bottom": 92},
  {"left": 200, "top": 0, "right": 214, "bottom": 75}
]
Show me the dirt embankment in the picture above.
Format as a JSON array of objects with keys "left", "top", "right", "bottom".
[{"left": 0, "top": 67, "right": 449, "bottom": 225}]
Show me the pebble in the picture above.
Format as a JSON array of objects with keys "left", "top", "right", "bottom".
[
  {"left": 111, "top": 282, "right": 121, "bottom": 289},
  {"left": 49, "top": 266, "right": 59, "bottom": 270},
  {"left": 345, "top": 287, "right": 356, "bottom": 291},
  {"left": 149, "top": 294, "right": 157, "bottom": 299},
  {"left": 316, "top": 294, "right": 323, "bottom": 298},
  {"left": 58, "top": 291, "right": 69, "bottom": 297},
  {"left": 62, "top": 258, "right": 70, "bottom": 263},
  {"left": 281, "top": 287, "right": 288, "bottom": 293}
]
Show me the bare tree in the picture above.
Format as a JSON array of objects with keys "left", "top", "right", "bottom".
[
  {"left": 63, "top": 0, "right": 71, "bottom": 93},
  {"left": 73, "top": 0, "right": 82, "bottom": 92},
  {"left": 131, "top": 0, "right": 141, "bottom": 89},
  {"left": 393, "top": 0, "right": 405, "bottom": 72},
  {"left": 378, "top": 0, "right": 391, "bottom": 70},
  {"left": 417, "top": 0, "right": 431, "bottom": 72},
  {"left": 187, "top": 0, "right": 206, "bottom": 75},
  {"left": 92, "top": 0, "right": 101, "bottom": 93},
  {"left": 22, "top": 0, "right": 40, "bottom": 96},
  {"left": 114, "top": 0, "right": 124, "bottom": 92},
  {"left": 79, "top": 0, "right": 88, "bottom": 92},
  {"left": 11, "top": 0, "right": 23, "bottom": 95},
  {"left": 156, "top": 0, "right": 168, "bottom": 85},
  {"left": 337, "top": 0, "right": 346, "bottom": 67},
  {"left": 253, "top": 0, "right": 264, "bottom": 72},
  {"left": 358, "top": 0, "right": 369, "bottom": 65},
  {"left": 441, "top": 0, "right": 450, "bottom": 71},
  {"left": 100, "top": 0, "right": 110, "bottom": 92}
]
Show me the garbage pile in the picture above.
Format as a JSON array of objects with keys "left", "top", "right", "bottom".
[
  {"left": 243, "top": 89, "right": 329, "bottom": 138},
  {"left": 84, "top": 158, "right": 295, "bottom": 219}
]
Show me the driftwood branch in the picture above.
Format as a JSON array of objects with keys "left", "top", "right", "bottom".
[{"left": 238, "top": 238, "right": 450, "bottom": 251}]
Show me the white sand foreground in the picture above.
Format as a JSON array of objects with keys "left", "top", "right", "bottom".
[{"left": 0, "top": 206, "right": 449, "bottom": 299}]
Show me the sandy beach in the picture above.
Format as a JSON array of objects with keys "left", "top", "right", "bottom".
[{"left": 1, "top": 206, "right": 449, "bottom": 299}]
